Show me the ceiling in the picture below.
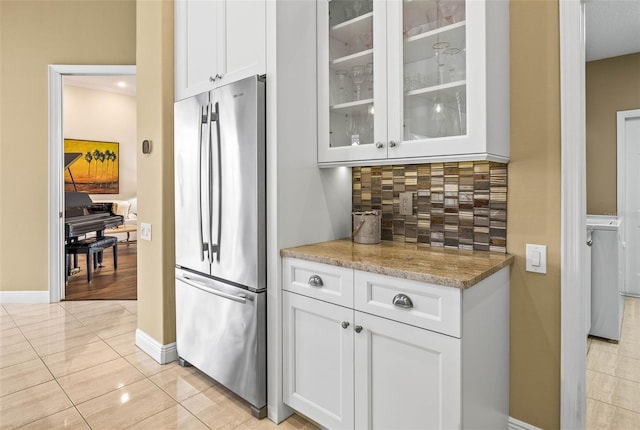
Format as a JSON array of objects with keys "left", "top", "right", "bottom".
[
  {"left": 585, "top": 0, "right": 640, "bottom": 62},
  {"left": 64, "top": 75, "right": 136, "bottom": 97}
]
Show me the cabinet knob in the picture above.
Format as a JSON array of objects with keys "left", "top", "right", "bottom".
[
  {"left": 209, "top": 76, "right": 216, "bottom": 83},
  {"left": 308, "top": 275, "right": 324, "bottom": 287},
  {"left": 216, "top": 73, "right": 223, "bottom": 81},
  {"left": 389, "top": 140, "right": 398, "bottom": 148},
  {"left": 392, "top": 293, "right": 414, "bottom": 309},
  {"left": 354, "top": 325, "right": 363, "bottom": 333},
  {"left": 341, "top": 321, "right": 350, "bottom": 329},
  {"left": 375, "top": 142, "right": 384, "bottom": 149}
]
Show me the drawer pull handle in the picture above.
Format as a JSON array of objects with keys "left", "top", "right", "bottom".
[
  {"left": 393, "top": 293, "right": 414, "bottom": 309},
  {"left": 341, "top": 321, "right": 350, "bottom": 329},
  {"left": 354, "top": 325, "right": 363, "bottom": 333},
  {"left": 308, "top": 275, "right": 324, "bottom": 287}
]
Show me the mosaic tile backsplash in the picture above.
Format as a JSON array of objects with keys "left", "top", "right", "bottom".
[{"left": 352, "top": 162, "right": 507, "bottom": 253}]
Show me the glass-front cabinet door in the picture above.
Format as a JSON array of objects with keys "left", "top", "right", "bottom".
[
  {"left": 318, "top": 0, "right": 509, "bottom": 165},
  {"left": 392, "top": 0, "right": 466, "bottom": 140},
  {"left": 317, "top": 0, "right": 388, "bottom": 163}
]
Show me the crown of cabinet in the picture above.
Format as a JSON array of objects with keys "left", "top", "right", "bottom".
[{"left": 317, "top": 0, "right": 509, "bottom": 166}]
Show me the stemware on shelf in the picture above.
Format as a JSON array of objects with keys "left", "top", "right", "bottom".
[
  {"left": 351, "top": 65, "right": 366, "bottom": 101},
  {"left": 335, "top": 69, "right": 349, "bottom": 104},
  {"left": 424, "top": 0, "right": 439, "bottom": 31},
  {"left": 366, "top": 62, "right": 374, "bottom": 98},
  {"left": 344, "top": 3, "right": 354, "bottom": 20},
  {"left": 431, "top": 94, "right": 456, "bottom": 137},
  {"left": 454, "top": 90, "right": 466, "bottom": 134},
  {"left": 432, "top": 41, "right": 450, "bottom": 85},
  {"left": 352, "top": 0, "right": 363, "bottom": 18},
  {"left": 439, "top": 0, "right": 465, "bottom": 27},
  {"left": 444, "top": 47, "right": 461, "bottom": 82},
  {"left": 345, "top": 112, "right": 361, "bottom": 146}
]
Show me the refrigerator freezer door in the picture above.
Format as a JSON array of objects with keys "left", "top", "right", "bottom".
[
  {"left": 209, "top": 76, "right": 266, "bottom": 291},
  {"left": 175, "top": 92, "right": 212, "bottom": 275},
  {"left": 176, "top": 270, "right": 266, "bottom": 409}
]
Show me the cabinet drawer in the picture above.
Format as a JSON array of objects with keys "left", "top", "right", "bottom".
[
  {"left": 354, "top": 271, "right": 461, "bottom": 338},
  {"left": 283, "top": 258, "right": 354, "bottom": 307}
]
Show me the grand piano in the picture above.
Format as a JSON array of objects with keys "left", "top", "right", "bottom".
[
  {"left": 64, "top": 152, "right": 123, "bottom": 241},
  {"left": 65, "top": 193, "right": 123, "bottom": 240}
]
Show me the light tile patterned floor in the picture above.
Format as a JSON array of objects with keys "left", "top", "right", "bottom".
[
  {"left": 587, "top": 297, "right": 640, "bottom": 429},
  {"left": 0, "top": 300, "right": 318, "bottom": 429}
]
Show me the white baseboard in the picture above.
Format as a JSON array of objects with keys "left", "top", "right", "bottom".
[
  {"left": 0, "top": 291, "right": 50, "bottom": 304},
  {"left": 135, "top": 329, "right": 178, "bottom": 365},
  {"left": 509, "top": 417, "right": 542, "bottom": 430}
]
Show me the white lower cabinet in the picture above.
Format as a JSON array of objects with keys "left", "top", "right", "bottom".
[
  {"left": 282, "top": 257, "right": 509, "bottom": 429},
  {"left": 353, "top": 311, "right": 460, "bottom": 430},
  {"left": 283, "top": 291, "right": 354, "bottom": 430}
]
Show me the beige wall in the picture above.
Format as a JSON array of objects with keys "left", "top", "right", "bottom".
[
  {"left": 0, "top": 0, "right": 135, "bottom": 291},
  {"left": 586, "top": 53, "right": 640, "bottom": 215},
  {"left": 135, "top": 0, "right": 175, "bottom": 344},
  {"left": 508, "top": 0, "right": 561, "bottom": 428}
]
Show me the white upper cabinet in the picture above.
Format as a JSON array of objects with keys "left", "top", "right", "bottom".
[
  {"left": 317, "top": 0, "right": 509, "bottom": 166},
  {"left": 175, "top": 0, "right": 266, "bottom": 101}
]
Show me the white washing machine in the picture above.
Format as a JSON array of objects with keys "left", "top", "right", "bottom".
[{"left": 587, "top": 215, "right": 624, "bottom": 341}]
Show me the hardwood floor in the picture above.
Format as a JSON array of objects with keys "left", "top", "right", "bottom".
[{"left": 65, "top": 242, "right": 137, "bottom": 300}]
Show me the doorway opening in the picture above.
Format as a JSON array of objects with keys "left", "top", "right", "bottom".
[{"left": 48, "top": 65, "right": 136, "bottom": 303}]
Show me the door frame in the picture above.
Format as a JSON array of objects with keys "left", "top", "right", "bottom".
[
  {"left": 617, "top": 109, "right": 640, "bottom": 297},
  {"left": 48, "top": 64, "right": 136, "bottom": 303},
  {"left": 559, "top": 0, "right": 587, "bottom": 428}
]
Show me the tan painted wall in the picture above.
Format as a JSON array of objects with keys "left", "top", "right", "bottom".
[
  {"left": 508, "top": 0, "right": 561, "bottom": 428},
  {"left": 0, "top": 0, "right": 135, "bottom": 291},
  {"left": 135, "top": 0, "right": 175, "bottom": 344},
  {"left": 586, "top": 53, "right": 640, "bottom": 215}
]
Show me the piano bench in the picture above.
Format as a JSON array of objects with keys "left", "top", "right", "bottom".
[{"left": 66, "top": 236, "right": 118, "bottom": 283}]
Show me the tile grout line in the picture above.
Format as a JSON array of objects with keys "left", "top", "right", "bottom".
[{"left": 588, "top": 396, "right": 640, "bottom": 419}]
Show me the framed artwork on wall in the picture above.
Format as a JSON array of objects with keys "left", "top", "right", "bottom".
[{"left": 64, "top": 138, "right": 119, "bottom": 194}]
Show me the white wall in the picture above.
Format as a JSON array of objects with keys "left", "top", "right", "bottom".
[{"left": 63, "top": 84, "right": 137, "bottom": 200}]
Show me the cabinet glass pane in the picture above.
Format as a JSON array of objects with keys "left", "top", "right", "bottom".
[
  {"left": 402, "top": 0, "right": 466, "bottom": 140},
  {"left": 328, "top": 0, "right": 375, "bottom": 148}
]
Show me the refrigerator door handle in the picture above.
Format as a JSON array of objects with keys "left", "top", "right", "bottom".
[
  {"left": 180, "top": 275, "right": 249, "bottom": 304},
  {"left": 197, "top": 104, "right": 209, "bottom": 262},
  {"left": 207, "top": 103, "right": 218, "bottom": 264},
  {"left": 210, "top": 101, "right": 222, "bottom": 261}
]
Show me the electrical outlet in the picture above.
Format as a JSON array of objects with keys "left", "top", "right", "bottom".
[
  {"left": 399, "top": 192, "right": 414, "bottom": 216},
  {"left": 140, "top": 223, "right": 152, "bottom": 241}
]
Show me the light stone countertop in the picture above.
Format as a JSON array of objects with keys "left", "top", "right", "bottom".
[{"left": 280, "top": 239, "right": 514, "bottom": 289}]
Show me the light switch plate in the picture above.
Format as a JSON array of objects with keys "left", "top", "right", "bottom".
[
  {"left": 526, "top": 244, "right": 547, "bottom": 274},
  {"left": 399, "top": 192, "right": 413, "bottom": 215},
  {"left": 140, "top": 223, "right": 152, "bottom": 241}
]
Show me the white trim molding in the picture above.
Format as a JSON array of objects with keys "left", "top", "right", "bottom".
[
  {"left": 135, "top": 329, "right": 178, "bottom": 365},
  {"left": 559, "top": 1, "right": 587, "bottom": 429},
  {"left": 0, "top": 291, "right": 50, "bottom": 304},
  {"left": 48, "top": 65, "right": 136, "bottom": 303},
  {"left": 509, "top": 416, "right": 543, "bottom": 430}
]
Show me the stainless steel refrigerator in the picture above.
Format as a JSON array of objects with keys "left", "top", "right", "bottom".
[{"left": 174, "top": 75, "right": 266, "bottom": 417}]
